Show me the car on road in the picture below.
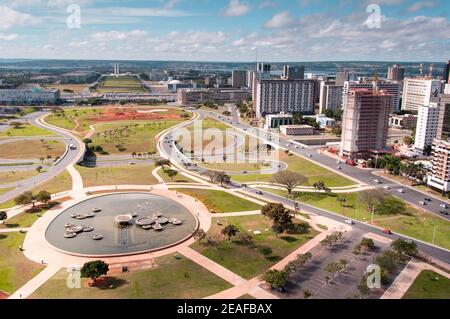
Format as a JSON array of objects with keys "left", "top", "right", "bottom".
[
  {"left": 374, "top": 179, "right": 382, "bottom": 184},
  {"left": 440, "top": 203, "right": 448, "bottom": 209},
  {"left": 424, "top": 198, "right": 432, "bottom": 202},
  {"left": 382, "top": 229, "right": 393, "bottom": 235},
  {"left": 130, "top": 162, "right": 136, "bottom": 165},
  {"left": 241, "top": 171, "right": 248, "bottom": 174},
  {"left": 439, "top": 210, "right": 449, "bottom": 216},
  {"left": 344, "top": 219, "right": 355, "bottom": 225},
  {"left": 337, "top": 166, "right": 342, "bottom": 170},
  {"left": 419, "top": 201, "right": 427, "bottom": 206},
  {"left": 307, "top": 154, "right": 313, "bottom": 157},
  {"left": 384, "top": 185, "right": 391, "bottom": 190},
  {"left": 255, "top": 190, "right": 263, "bottom": 195},
  {"left": 397, "top": 189, "right": 405, "bottom": 193},
  {"left": 69, "top": 144, "right": 77, "bottom": 150}
]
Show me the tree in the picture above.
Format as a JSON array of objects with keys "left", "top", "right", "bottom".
[
  {"left": 403, "top": 136, "right": 413, "bottom": 146},
  {"left": 15, "top": 191, "right": 35, "bottom": 207},
  {"left": 324, "top": 262, "right": 344, "bottom": 276},
  {"left": 375, "top": 197, "right": 406, "bottom": 215},
  {"left": 221, "top": 225, "right": 239, "bottom": 242},
  {"left": 0, "top": 211, "right": 7, "bottom": 222},
  {"left": 320, "top": 231, "right": 344, "bottom": 249},
  {"left": 262, "top": 203, "right": 293, "bottom": 226},
  {"left": 80, "top": 260, "right": 109, "bottom": 283},
  {"left": 261, "top": 269, "right": 288, "bottom": 291},
  {"left": 375, "top": 250, "right": 398, "bottom": 273},
  {"left": 391, "top": 239, "right": 418, "bottom": 258},
  {"left": 155, "top": 158, "right": 171, "bottom": 170},
  {"left": 271, "top": 170, "right": 308, "bottom": 194},
  {"left": 193, "top": 229, "right": 206, "bottom": 244},
  {"left": 35, "top": 191, "right": 51, "bottom": 204},
  {"left": 82, "top": 138, "right": 92, "bottom": 145},
  {"left": 238, "top": 232, "right": 253, "bottom": 245},
  {"left": 358, "top": 190, "right": 384, "bottom": 217},
  {"left": 284, "top": 252, "right": 313, "bottom": 275},
  {"left": 10, "top": 122, "right": 23, "bottom": 129},
  {"left": 357, "top": 275, "right": 371, "bottom": 298},
  {"left": 36, "top": 166, "right": 43, "bottom": 173},
  {"left": 209, "top": 171, "right": 231, "bottom": 187},
  {"left": 272, "top": 223, "right": 285, "bottom": 238},
  {"left": 166, "top": 169, "right": 178, "bottom": 182}
]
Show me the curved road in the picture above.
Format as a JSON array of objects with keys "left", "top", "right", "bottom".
[
  {"left": 159, "top": 109, "right": 450, "bottom": 265},
  {"left": 0, "top": 112, "right": 85, "bottom": 204}
]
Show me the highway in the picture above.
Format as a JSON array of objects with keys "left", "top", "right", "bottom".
[
  {"left": 0, "top": 112, "right": 85, "bottom": 204},
  {"left": 159, "top": 109, "right": 450, "bottom": 264}
]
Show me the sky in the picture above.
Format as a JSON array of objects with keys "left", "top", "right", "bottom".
[{"left": 0, "top": 0, "right": 449, "bottom": 62}]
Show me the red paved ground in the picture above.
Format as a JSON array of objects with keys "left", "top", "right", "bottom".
[{"left": 0, "top": 290, "right": 9, "bottom": 299}]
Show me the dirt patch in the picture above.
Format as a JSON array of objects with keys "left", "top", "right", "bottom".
[
  {"left": 88, "top": 107, "right": 181, "bottom": 123},
  {"left": 0, "top": 290, "right": 9, "bottom": 299}
]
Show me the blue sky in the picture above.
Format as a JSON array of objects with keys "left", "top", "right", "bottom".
[{"left": 0, "top": 0, "right": 449, "bottom": 61}]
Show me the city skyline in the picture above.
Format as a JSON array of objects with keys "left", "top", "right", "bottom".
[{"left": 0, "top": 0, "right": 449, "bottom": 62}]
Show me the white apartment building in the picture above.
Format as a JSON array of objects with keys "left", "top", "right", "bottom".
[
  {"left": 254, "top": 79, "right": 315, "bottom": 118},
  {"left": 414, "top": 102, "right": 441, "bottom": 152},
  {"left": 319, "top": 81, "right": 343, "bottom": 113},
  {"left": 402, "top": 78, "right": 443, "bottom": 112},
  {"left": 343, "top": 81, "right": 401, "bottom": 112},
  {"left": 428, "top": 139, "right": 450, "bottom": 194}
]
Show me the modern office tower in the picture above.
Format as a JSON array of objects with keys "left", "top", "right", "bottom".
[
  {"left": 343, "top": 80, "right": 401, "bottom": 112},
  {"left": 437, "top": 93, "right": 450, "bottom": 140},
  {"left": 232, "top": 70, "right": 248, "bottom": 88},
  {"left": 427, "top": 139, "right": 450, "bottom": 194},
  {"left": 247, "top": 71, "right": 254, "bottom": 89},
  {"left": 340, "top": 88, "right": 392, "bottom": 159},
  {"left": 253, "top": 79, "right": 316, "bottom": 118},
  {"left": 282, "top": 65, "right": 305, "bottom": 80},
  {"left": 257, "top": 63, "right": 271, "bottom": 74},
  {"left": 319, "top": 81, "right": 343, "bottom": 113},
  {"left": 387, "top": 64, "right": 405, "bottom": 82},
  {"left": 414, "top": 102, "right": 441, "bottom": 152},
  {"left": 444, "top": 60, "right": 450, "bottom": 83},
  {"left": 402, "top": 78, "right": 443, "bottom": 112},
  {"left": 177, "top": 88, "right": 251, "bottom": 105}
]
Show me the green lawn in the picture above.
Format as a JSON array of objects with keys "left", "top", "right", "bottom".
[
  {"left": 191, "top": 215, "right": 318, "bottom": 279},
  {"left": 158, "top": 169, "right": 196, "bottom": 183},
  {"left": 30, "top": 254, "right": 232, "bottom": 299},
  {"left": 263, "top": 189, "right": 450, "bottom": 250},
  {"left": 76, "top": 164, "right": 158, "bottom": 187},
  {"left": 403, "top": 270, "right": 450, "bottom": 299},
  {"left": 0, "top": 139, "right": 66, "bottom": 160},
  {"left": 0, "top": 211, "right": 45, "bottom": 229},
  {"left": 44, "top": 108, "right": 100, "bottom": 132},
  {"left": 96, "top": 76, "right": 145, "bottom": 93},
  {"left": 0, "top": 232, "right": 44, "bottom": 294},
  {"left": 0, "top": 170, "right": 39, "bottom": 185},
  {"left": 174, "top": 188, "right": 262, "bottom": 213},
  {"left": 232, "top": 152, "right": 356, "bottom": 187},
  {"left": 0, "top": 124, "right": 55, "bottom": 138}
]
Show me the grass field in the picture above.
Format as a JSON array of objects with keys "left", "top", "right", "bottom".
[
  {"left": 30, "top": 254, "right": 231, "bottom": 299},
  {"left": 96, "top": 76, "right": 145, "bottom": 93},
  {"left": 45, "top": 108, "right": 100, "bottom": 132},
  {"left": 0, "top": 211, "right": 44, "bottom": 229},
  {"left": 0, "top": 170, "right": 40, "bottom": 185},
  {"left": 0, "top": 187, "right": 13, "bottom": 196},
  {"left": 43, "top": 84, "right": 88, "bottom": 94},
  {"left": 232, "top": 152, "right": 356, "bottom": 187},
  {"left": 191, "top": 215, "right": 318, "bottom": 279},
  {"left": 76, "top": 164, "right": 158, "bottom": 187},
  {"left": 157, "top": 169, "right": 196, "bottom": 183},
  {"left": 0, "top": 124, "right": 55, "bottom": 138},
  {"left": 0, "top": 232, "right": 44, "bottom": 294},
  {"left": 174, "top": 188, "right": 262, "bottom": 213},
  {"left": 0, "top": 170, "right": 72, "bottom": 210},
  {"left": 403, "top": 270, "right": 450, "bottom": 299},
  {"left": 0, "top": 139, "right": 66, "bottom": 160},
  {"left": 263, "top": 189, "right": 450, "bottom": 250}
]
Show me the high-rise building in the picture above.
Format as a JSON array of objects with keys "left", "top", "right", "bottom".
[
  {"left": 340, "top": 88, "right": 392, "bottom": 159},
  {"left": 282, "top": 65, "right": 305, "bottom": 80},
  {"left": 437, "top": 93, "right": 450, "bottom": 140},
  {"left": 257, "top": 63, "right": 271, "bottom": 74},
  {"left": 336, "top": 71, "right": 356, "bottom": 86},
  {"left": 246, "top": 71, "right": 254, "bottom": 89},
  {"left": 427, "top": 139, "right": 450, "bottom": 194},
  {"left": 402, "top": 78, "right": 443, "bottom": 112},
  {"left": 343, "top": 80, "right": 401, "bottom": 112},
  {"left": 232, "top": 70, "right": 248, "bottom": 88},
  {"left": 254, "top": 79, "right": 316, "bottom": 118},
  {"left": 387, "top": 65, "right": 405, "bottom": 82},
  {"left": 443, "top": 60, "right": 450, "bottom": 83},
  {"left": 414, "top": 102, "right": 441, "bottom": 152},
  {"left": 319, "top": 81, "right": 343, "bottom": 113}
]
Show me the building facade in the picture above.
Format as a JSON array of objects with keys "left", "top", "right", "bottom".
[
  {"left": 387, "top": 65, "right": 405, "bottom": 82},
  {"left": 177, "top": 88, "right": 251, "bottom": 105},
  {"left": 428, "top": 139, "right": 450, "bottom": 194},
  {"left": 280, "top": 125, "right": 315, "bottom": 136},
  {"left": 414, "top": 102, "right": 440, "bottom": 152},
  {"left": 282, "top": 65, "right": 305, "bottom": 80},
  {"left": 254, "top": 79, "right": 316, "bottom": 118},
  {"left": 402, "top": 78, "right": 443, "bottom": 112},
  {"left": 264, "top": 113, "right": 294, "bottom": 129},
  {"left": 437, "top": 93, "right": 450, "bottom": 140},
  {"left": 319, "top": 81, "right": 343, "bottom": 113},
  {"left": 389, "top": 114, "right": 418, "bottom": 129},
  {"left": 0, "top": 85, "right": 60, "bottom": 105},
  {"left": 232, "top": 70, "right": 248, "bottom": 88},
  {"left": 340, "top": 88, "right": 392, "bottom": 159}
]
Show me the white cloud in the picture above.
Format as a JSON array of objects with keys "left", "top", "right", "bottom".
[
  {"left": 407, "top": 1, "right": 438, "bottom": 13},
  {"left": 92, "top": 30, "right": 149, "bottom": 42},
  {"left": 0, "top": 33, "right": 18, "bottom": 41},
  {"left": 0, "top": 6, "right": 40, "bottom": 31},
  {"left": 222, "top": 0, "right": 251, "bottom": 17},
  {"left": 264, "top": 11, "right": 295, "bottom": 29}
]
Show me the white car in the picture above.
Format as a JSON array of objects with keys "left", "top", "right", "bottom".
[
  {"left": 384, "top": 186, "right": 391, "bottom": 190},
  {"left": 374, "top": 179, "right": 382, "bottom": 184},
  {"left": 397, "top": 189, "right": 405, "bottom": 193},
  {"left": 440, "top": 204, "right": 448, "bottom": 209},
  {"left": 419, "top": 201, "right": 427, "bottom": 206},
  {"left": 344, "top": 219, "right": 355, "bottom": 225}
]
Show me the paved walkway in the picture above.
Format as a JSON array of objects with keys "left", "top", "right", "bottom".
[
  {"left": 0, "top": 228, "right": 29, "bottom": 233},
  {"left": 381, "top": 258, "right": 450, "bottom": 299},
  {"left": 66, "top": 165, "right": 84, "bottom": 200},
  {"left": 9, "top": 264, "right": 61, "bottom": 299},
  {"left": 254, "top": 184, "right": 373, "bottom": 194}
]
